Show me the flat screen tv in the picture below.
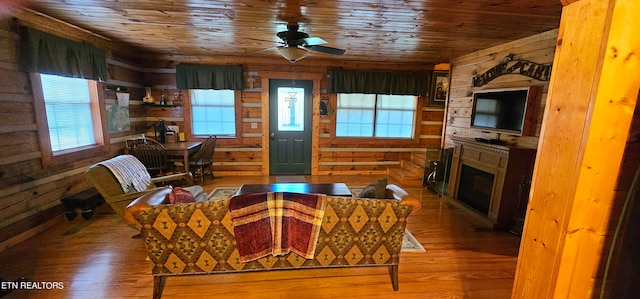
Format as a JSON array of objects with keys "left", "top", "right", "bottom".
[{"left": 470, "top": 87, "right": 537, "bottom": 136}]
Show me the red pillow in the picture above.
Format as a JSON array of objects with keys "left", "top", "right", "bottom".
[{"left": 168, "top": 187, "right": 195, "bottom": 204}]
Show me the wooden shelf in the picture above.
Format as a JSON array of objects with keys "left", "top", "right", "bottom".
[{"left": 142, "top": 102, "right": 180, "bottom": 108}]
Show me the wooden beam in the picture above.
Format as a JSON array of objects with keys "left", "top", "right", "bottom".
[{"left": 513, "top": 0, "right": 640, "bottom": 297}]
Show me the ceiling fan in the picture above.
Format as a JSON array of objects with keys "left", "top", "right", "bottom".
[{"left": 259, "top": 22, "right": 346, "bottom": 63}]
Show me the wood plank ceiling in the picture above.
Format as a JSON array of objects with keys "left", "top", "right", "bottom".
[{"left": 17, "top": 0, "right": 562, "bottom": 65}]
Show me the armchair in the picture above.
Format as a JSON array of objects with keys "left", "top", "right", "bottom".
[{"left": 85, "top": 155, "right": 205, "bottom": 228}]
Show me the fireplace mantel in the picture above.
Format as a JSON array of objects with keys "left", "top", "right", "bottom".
[{"left": 447, "top": 136, "right": 536, "bottom": 229}]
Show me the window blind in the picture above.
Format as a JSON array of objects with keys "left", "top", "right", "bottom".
[
  {"left": 191, "top": 89, "right": 236, "bottom": 136},
  {"left": 40, "top": 74, "right": 95, "bottom": 151}
]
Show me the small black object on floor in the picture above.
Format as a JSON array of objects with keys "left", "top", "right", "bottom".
[{"left": 60, "top": 188, "right": 104, "bottom": 221}]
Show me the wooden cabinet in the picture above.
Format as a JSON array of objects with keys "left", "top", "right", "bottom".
[{"left": 447, "top": 137, "right": 536, "bottom": 229}]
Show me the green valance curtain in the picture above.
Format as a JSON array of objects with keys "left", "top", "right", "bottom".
[
  {"left": 176, "top": 64, "right": 245, "bottom": 90},
  {"left": 19, "top": 27, "right": 107, "bottom": 81},
  {"left": 327, "top": 69, "right": 429, "bottom": 96}
]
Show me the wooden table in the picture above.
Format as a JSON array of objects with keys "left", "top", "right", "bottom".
[
  {"left": 236, "top": 183, "right": 353, "bottom": 197},
  {"left": 163, "top": 141, "right": 202, "bottom": 173}
]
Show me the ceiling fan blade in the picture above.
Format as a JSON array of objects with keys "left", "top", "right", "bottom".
[
  {"left": 305, "top": 45, "right": 346, "bottom": 55},
  {"left": 303, "top": 37, "right": 327, "bottom": 46}
]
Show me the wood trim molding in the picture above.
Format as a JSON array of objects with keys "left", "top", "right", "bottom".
[
  {"left": 259, "top": 71, "right": 324, "bottom": 175},
  {"left": 30, "top": 74, "right": 110, "bottom": 168}
]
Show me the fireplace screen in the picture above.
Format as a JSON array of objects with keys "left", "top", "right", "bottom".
[{"left": 457, "top": 165, "right": 495, "bottom": 215}]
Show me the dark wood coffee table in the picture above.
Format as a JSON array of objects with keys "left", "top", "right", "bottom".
[{"left": 236, "top": 183, "right": 353, "bottom": 197}]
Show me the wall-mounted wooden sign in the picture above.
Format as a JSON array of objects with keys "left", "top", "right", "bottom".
[{"left": 472, "top": 58, "right": 552, "bottom": 87}]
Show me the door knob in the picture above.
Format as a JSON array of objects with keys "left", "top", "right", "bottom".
[{"left": 270, "top": 132, "right": 276, "bottom": 140}]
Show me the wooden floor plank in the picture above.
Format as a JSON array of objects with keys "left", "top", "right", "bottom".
[{"left": 0, "top": 175, "right": 521, "bottom": 298}]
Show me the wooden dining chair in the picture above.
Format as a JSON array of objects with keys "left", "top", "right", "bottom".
[
  {"left": 131, "top": 138, "right": 172, "bottom": 176},
  {"left": 125, "top": 137, "right": 148, "bottom": 149},
  {"left": 188, "top": 135, "right": 217, "bottom": 185}
]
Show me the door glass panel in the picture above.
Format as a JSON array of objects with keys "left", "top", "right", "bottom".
[{"left": 277, "top": 87, "right": 304, "bottom": 131}]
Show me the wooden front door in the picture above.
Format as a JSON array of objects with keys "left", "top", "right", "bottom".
[{"left": 268, "top": 79, "right": 313, "bottom": 175}]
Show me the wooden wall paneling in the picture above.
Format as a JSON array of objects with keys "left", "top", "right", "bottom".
[
  {"left": 0, "top": 100, "right": 34, "bottom": 128},
  {"left": 241, "top": 122, "right": 262, "bottom": 133},
  {"left": 0, "top": 166, "right": 88, "bottom": 215},
  {"left": 420, "top": 124, "right": 443, "bottom": 136},
  {"left": 418, "top": 138, "right": 443, "bottom": 149},
  {"left": 242, "top": 107, "right": 262, "bottom": 119},
  {"left": 241, "top": 91, "right": 262, "bottom": 102},
  {"left": 451, "top": 29, "right": 558, "bottom": 68},
  {"left": 513, "top": 0, "right": 640, "bottom": 297},
  {"left": 108, "top": 64, "right": 142, "bottom": 84},
  {"left": 445, "top": 29, "right": 558, "bottom": 149},
  {"left": 0, "top": 131, "right": 38, "bottom": 157},
  {"left": 0, "top": 68, "right": 31, "bottom": 94}
]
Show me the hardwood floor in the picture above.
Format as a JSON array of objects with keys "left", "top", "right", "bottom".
[{"left": 0, "top": 175, "right": 521, "bottom": 299}]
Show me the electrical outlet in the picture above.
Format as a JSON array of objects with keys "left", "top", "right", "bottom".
[{"left": 251, "top": 122, "right": 258, "bottom": 129}]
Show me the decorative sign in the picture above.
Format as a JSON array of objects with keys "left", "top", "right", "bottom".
[{"left": 472, "top": 57, "right": 552, "bottom": 87}]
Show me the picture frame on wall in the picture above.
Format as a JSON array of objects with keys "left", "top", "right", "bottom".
[{"left": 428, "top": 71, "right": 449, "bottom": 108}]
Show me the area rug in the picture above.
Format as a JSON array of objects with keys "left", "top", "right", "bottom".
[
  {"left": 275, "top": 175, "right": 307, "bottom": 183},
  {"left": 402, "top": 230, "right": 426, "bottom": 252},
  {"left": 207, "top": 187, "right": 426, "bottom": 253},
  {"left": 209, "top": 187, "right": 239, "bottom": 200}
]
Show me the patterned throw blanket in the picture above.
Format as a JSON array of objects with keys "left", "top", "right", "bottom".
[
  {"left": 98, "top": 154, "right": 151, "bottom": 193},
  {"left": 229, "top": 192, "right": 327, "bottom": 263}
]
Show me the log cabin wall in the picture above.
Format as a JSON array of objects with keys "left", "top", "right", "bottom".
[
  {"left": 0, "top": 15, "right": 146, "bottom": 249},
  {"left": 133, "top": 57, "right": 443, "bottom": 177},
  {"left": 444, "top": 29, "right": 558, "bottom": 149}
]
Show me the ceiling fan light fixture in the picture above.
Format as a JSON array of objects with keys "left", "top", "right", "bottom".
[{"left": 277, "top": 46, "right": 308, "bottom": 63}]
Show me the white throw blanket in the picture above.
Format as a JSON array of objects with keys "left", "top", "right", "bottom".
[{"left": 98, "top": 155, "right": 151, "bottom": 193}]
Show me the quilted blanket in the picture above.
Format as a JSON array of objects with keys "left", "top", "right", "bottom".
[{"left": 229, "top": 192, "right": 327, "bottom": 262}]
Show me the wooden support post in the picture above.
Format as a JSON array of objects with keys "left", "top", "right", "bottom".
[{"left": 513, "top": 0, "right": 640, "bottom": 297}]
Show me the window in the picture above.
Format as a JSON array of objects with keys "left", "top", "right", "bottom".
[
  {"left": 277, "top": 87, "right": 305, "bottom": 132},
  {"left": 190, "top": 89, "right": 236, "bottom": 137},
  {"left": 336, "top": 94, "right": 417, "bottom": 138},
  {"left": 40, "top": 74, "right": 97, "bottom": 151},
  {"left": 32, "top": 73, "right": 107, "bottom": 167}
]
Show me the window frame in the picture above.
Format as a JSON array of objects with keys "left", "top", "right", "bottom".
[
  {"left": 332, "top": 93, "right": 422, "bottom": 146},
  {"left": 31, "top": 73, "right": 109, "bottom": 168},
  {"left": 182, "top": 89, "right": 243, "bottom": 145}
]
